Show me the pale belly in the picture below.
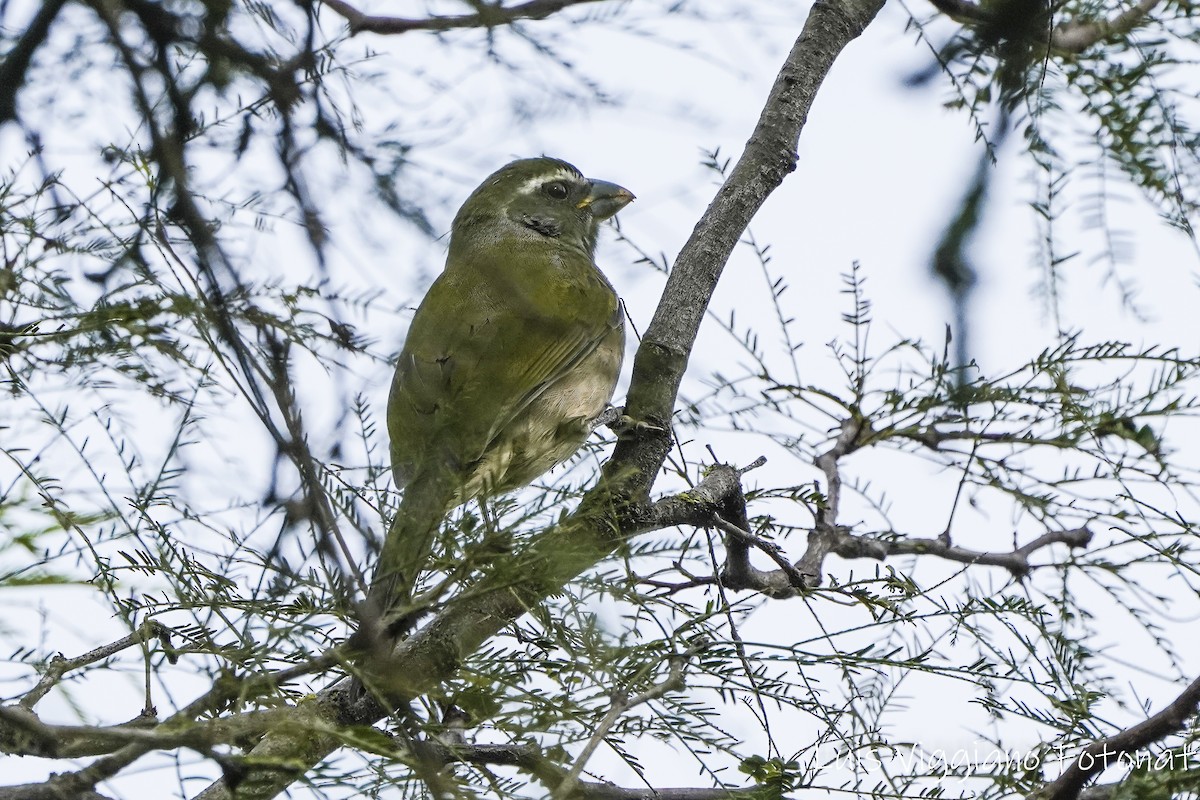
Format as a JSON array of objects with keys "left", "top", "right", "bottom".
[{"left": 457, "top": 327, "right": 623, "bottom": 502}]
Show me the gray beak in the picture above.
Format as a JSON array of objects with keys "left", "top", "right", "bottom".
[{"left": 577, "top": 179, "right": 635, "bottom": 220}]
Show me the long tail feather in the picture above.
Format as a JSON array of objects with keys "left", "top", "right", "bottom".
[{"left": 366, "top": 474, "right": 458, "bottom": 632}]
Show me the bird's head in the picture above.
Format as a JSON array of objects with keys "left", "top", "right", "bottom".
[{"left": 451, "top": 157, "right": 634, "bottom": 258}]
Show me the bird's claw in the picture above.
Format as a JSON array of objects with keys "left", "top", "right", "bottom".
[{"left": 590, "top": 405, "right": 667, "bottom": 435}]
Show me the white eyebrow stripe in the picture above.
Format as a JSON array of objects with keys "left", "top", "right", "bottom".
[{"left": 514, "top": 169, "right": 584, "bottom": 196}]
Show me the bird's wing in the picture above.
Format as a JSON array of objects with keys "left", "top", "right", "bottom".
[
  {"left": 388, "top": 260, "right": 619, "bottom": 486},
  {"left": 485, "top": 304, "right": 620, "bottom": 442}
]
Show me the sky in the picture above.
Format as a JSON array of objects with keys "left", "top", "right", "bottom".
[{"left": 4, "top": 0, "right": 1200, "bottom": 797}]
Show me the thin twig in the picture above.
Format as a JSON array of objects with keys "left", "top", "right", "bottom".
[
  {"left": 19, "top": 620, "right": 175, "bottom": 709},
  {"left": 552, "top": 658, "right": 687, "bottom": 800}
]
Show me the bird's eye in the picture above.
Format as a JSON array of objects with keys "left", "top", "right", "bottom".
[{"left": 543, "top": 181, "right": 570, "bottom": 200}]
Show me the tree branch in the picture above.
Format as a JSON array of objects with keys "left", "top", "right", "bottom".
[
  {"left": 1032, "top": 674, "right": 1200, "bottom": 800},
  {"left": 1049, "top": 0, "right": 1162, "bottom": 54},
  {"left": 639, "top": 522, "right": 1094, "bottom": 597},
  {"left": 833, "top": 525, "right": 1095, "bottom": 577},
  {"left": 714, "top": 512, "right": 810, "bottom": 597},
  {"left": 618, "top": 0, "right": 885, "bottom": 478},
  {"left": 0, "top": 0, "right": 71, "bottom": 123},
  {"left": 0, "top": 705, "right": 298, "bottom": 759},
  {"left": 814, "top": 415, "right": 865, "bottom": 528},
  {"left": 318, "top": 0, "right": 607, "bottom": 36},
  {"left": 18, "top": 620, "right": 175, "bottom": 709},
  {"left": 925, "top": 0, "right": 1164, "bottom": 55},
  {"left": 0, "top": 781, "right": 114, "bottom": 800},
  {"left": 189, "top": 2, "right": 886, "bottom": 796},
  {"left": 424, "top": 738, "right": 772, "bottom": 799}
]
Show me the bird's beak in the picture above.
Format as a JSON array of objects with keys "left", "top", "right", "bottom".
[{"left": 577, "top": 179, "right": 635, "bottom": 220}]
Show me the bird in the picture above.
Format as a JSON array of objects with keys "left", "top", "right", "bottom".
[{"left": 366, "top": 156, "right": 634, "bottom": 632}]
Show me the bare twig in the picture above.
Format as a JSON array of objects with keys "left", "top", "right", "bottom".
[
  {"left": 1031, "top": 675, "right": 1200, "bottom": 800},
  {"left": 319, "top": 0, "right": 606, "bottom": 36},
  {"left": 19, "top": 620, "right": 175, "bottom": 709},
  {"left": 814, "top": 415, "right": 864, "bottom": 528},
  {"left": 833, "top": 526, "right": 1094, "bottom": 577}
]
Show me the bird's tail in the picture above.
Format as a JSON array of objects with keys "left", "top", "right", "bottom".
[{"left": 365, "top": 474, "right": 458, "bottom": 634}]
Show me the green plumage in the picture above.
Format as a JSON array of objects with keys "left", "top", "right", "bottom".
[{"left": 368, "top": 157, "right": 633, "bottom": 627}]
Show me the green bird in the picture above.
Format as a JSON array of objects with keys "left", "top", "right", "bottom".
[{"left": 368, "top": 157, "right": 634, "bottom": 629}]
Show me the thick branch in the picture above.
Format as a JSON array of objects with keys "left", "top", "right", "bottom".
[
  {"left": 619, "top": 0, "right": 885, "bottom": 491},
  {"left": 0, "top": 782, "right": 113, "bottom": 800},
  {"left": 318, "top": 0, "right": 606, "bottom": 35},
  {"left": 0, "top": 705, "right": 294, "bottom": 759},
  {"left": 1032, "top": 674, "right": 1200, "bottom": 800}
]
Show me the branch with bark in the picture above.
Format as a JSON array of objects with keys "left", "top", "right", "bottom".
[
  {"left": 440, "top": 739, "right": 771, "bottom": 799},
  {"left": 318, "top": 0, "right": 607, "bottom": 36},
  {"left": 641, "top": 512, "right": 1094, "bottom": 597},
  {"left": 640, "top": 400, "right": 1097, "bottom": 597},
  {"left": 1030, "top": 675, "right": 1200, "bottom": 800},
  {"left": 17, "top": 620, "right": 175, "bottom": 710}
]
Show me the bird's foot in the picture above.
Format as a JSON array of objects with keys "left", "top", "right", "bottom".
[{"left": 590, "top": 405, "right": 667, "bottom": 435}]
